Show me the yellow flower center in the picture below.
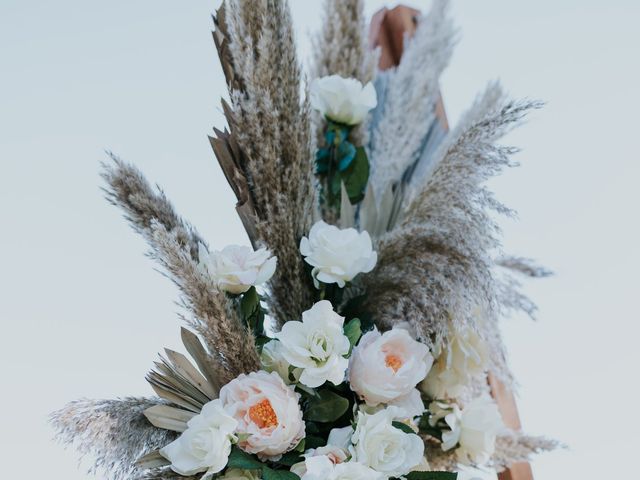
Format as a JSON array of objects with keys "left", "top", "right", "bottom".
[
  {"left": 385, "top": 354, "right": 403, "bottom": 372},
  {"left": 248, "top": 399, "right": 278, "bottom": 429}
]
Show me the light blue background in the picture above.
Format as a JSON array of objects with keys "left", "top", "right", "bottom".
[{"left": 1, "top": 1, "right": 638, "bottom": 478}]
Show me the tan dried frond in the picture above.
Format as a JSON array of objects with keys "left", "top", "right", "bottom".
[
  {"left": 212, "top": 0, "right": 317, "bottom": 325},
  {"left": 364, "top": 83, "right": 542, "bottom": 384},
  {"left": 50, "top": 397, "right": 177, "bottom": 480},
  {"left": 149, "top": 222, "right": 260, "bottom": 384},
  {"left": 492, "top": 432, "right": 562, "bottom": 472}
]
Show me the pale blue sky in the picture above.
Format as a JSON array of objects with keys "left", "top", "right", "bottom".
[{"left": 1, "top": 1, "right": 639, "bottom": 479}]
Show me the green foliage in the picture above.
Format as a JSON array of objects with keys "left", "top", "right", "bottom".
[
  {"left": 315, "top": 120, "right": 370, "bottom": 212},
  {"left": 392, "top": 421, "right": 417, "bottom": 435},
  {"left": 238, "top": 286, "right": 268, "bottom": 348},
  {"left": 402, "top": 472, "right": 458, "bottom": 480},
  {"left": 343, "top": 317, "right": 362, "bottom": 355},
  {"left": 227, "top": 447, "right": 301, "bottom": 480},
  {"left": 304, "top": 388, "right": 350, "bottom": 423}
]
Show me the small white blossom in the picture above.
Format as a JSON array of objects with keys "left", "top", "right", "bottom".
[
  {"left": 275, "top": 300, "right": 350, "bottom": 388},
  {"left": 432, "top": 396, "right": 504, "bottom": 465},
  {"left": 350, "top": 406, "right": 424, "bottom": 478},
  {"left": 300, "top": 221, "right": 377, "bottom": 288},
  {"left": 198, "top": 243, "right": 276, "bottom": 294},
  {"left": 292, "top": 456, "right": 383, "bottom": 480},
  {"left": 310, "top": 75, "right": 377, "bottom": 126},
  {"left": 160, "top": 399, "right": 237, "bottom": 477}
]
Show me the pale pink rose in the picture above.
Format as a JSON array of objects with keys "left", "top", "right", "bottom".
[
  {"left": 219, "top": 371, "right": 305, "bottom": 460},
  {"left": 349, "top": 328, "right": 433, "bottom": 406}
]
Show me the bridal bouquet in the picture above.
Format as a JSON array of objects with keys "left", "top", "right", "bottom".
[{"left": 51, "top": 1, "right": 558, "bottom": 479}]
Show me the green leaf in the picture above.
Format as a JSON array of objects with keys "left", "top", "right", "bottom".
[
  {"left": 227, "top": 447, "right": 263, "bottom": 470},
  {"left": 272, "top": 450, "right": 304, "bottom": 467},
  {"left": 403, "top": 472, "right": 458, "bottom": 480},
  {"left": 304, "top": 389, "right": 349, "bottom": 423},
  {"left": 343, "top": 318, "right": 362, "bottom": 355},
  {"left": 239, "top": 286, "right": 265, "bottom": 338},
  {"left": 392, "top": 420, "right": 416, "bottom": 434},
  {"left": 341, "top": 146, "right": 369, "bottom": 204},
  {"left": 337, "top": 141, "right": 356, "bottom": 171},
  {"left": 263, "top": 468, "right": 300, "bottom": 480}
]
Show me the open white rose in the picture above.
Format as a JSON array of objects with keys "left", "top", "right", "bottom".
[
  {"left": 310, "top": 75, "right": 377, "bottom": 126},
  {"left": 275, "top": 300, "right": 350, "bottom": 387},
  {"left": 219, "top": 370, "right": 305, "bottom": 460},
  {"left": 292, "top": 455, "right": 384, "bottom": 480},
  {"left": 421, "top": 320, "right": 489, "bottom": 399},
  {"left": 349, "top": 327, "right": 433, "bottom": 405},
  {"left": 198, "top": 243, "right": 276, "bottom": 294},
  {"left": 219, "top": 469, "right": 262, "bottom": 480},
  {"left": 300, "top": 221, "right": 377, "bottom": 288},
  {"left": 433, "top": 396, "right": 504, "bottom": 465},
  {"left": 350, "top": 406, "right": 424, "bottom": 478},
  {"left": 160, "top": 399, "right": 237, "bottom": 477},
  {"left": 260, "top": 340, "right": 292, "bottom": 384}
]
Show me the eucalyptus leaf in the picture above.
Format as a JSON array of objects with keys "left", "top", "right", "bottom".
[
  {"left": 392, "top": 420, "right": 416, "bottom": 435},
  {"left": 403, "top": 472, "right": 458, "bottom": 480}
]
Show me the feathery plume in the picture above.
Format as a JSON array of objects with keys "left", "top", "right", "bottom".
[
  {"left": 149, "top": 222, "right": 260, "bottom": 385},
  {"left": 363, "top": 83, "right": 542, "bottom": 384},
  {"left": 368, "top": 0, "right": 456, "bottom": 201},
  {"left": 50, "top": 397, "right": 177, "bottom": 480},
  {"left": 491, "top": 432, "right": 561, "bottom": 471},
  {"left": 212, "top": 0, "right": 316, "bottom": 326},
  {"left": 102, "top": 153, "right": 204, "bottom": 260},
  {"left": 311, "top": 0, "right": 375, "bottom": 83}
]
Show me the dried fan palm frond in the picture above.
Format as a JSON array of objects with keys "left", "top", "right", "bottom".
[
  {"left": 50, "top": 397, "right": 177, "bottom": 480},
  {"left": 149, "top": 222, "right": 260, "bottom": 385},
  {"left": 363, "top": 82, "right": 542, "bottom": 384},
  {"left": 368, "top": 0, "right": 456, "bottom": 203},
  {"left": 212, "top": 0, "right": 316, "bottom": 326}
]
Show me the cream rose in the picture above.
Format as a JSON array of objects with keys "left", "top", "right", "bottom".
[
  {"left": 350, "top": 406, "right": 424, "bottom": 477},
  {"left": 219, "top": 371, "right": 305, "bottom": 460},
  {"left": 310, "top": 75, "right": 377, "bottom": 126},
  {"left": 421, "top": 320, "right": 489, "bottom": 399},
  {"left": 198, "top": 243, "right": 276, "bottom": 294},
  {"left": 274, "top": 300, "right": 350, "bottom": 388},
  {"left": 300, "top": 221, "right": 377, "bottom": 288},
  {"left": 431, "top": 396, "right": 504, "bottom": 465},
  {"left": 219, "top": 469, "right": 262, "bottom": 480},
  {"left": 160, "top": 399, "right": 237, "bottom": 477},
  {"left": 260, "top": 339, "right": 292, "bottom": 384},
  {"left": 349, "top": 328, "right": 433, "bottom": 406},
  {"left": 292, "top": 455, "right": 383, "bottom": 480}
]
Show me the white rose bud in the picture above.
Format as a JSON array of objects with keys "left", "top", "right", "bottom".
[
  {"left": 350, "top": 406, "right": 424, "bottom": 478},
  {"left": 198, "top": 243, "right": 276, "bottom": 294},
  {"left": 434, "top": 396, "right": 504, "bottom": 465},
  {"left": 219, "top": 371, "right": 305, "bottom": 460},
  {"left": 160, "top": 399, "right": 237, "bottom": 477},
  {"left": 300, "top": 221, "right": 377, "bottom": 288},
  {"left": 349, "top": 327, "right": 433, "bottom": 406},
  {"left": 275, "top": 300, "right": 350, "bottom": 388},
  {"left": 260, "top": 340, "right": 292, "bottom": 384},
  {"left": 421, "top": 323, "right": 489, "bottom": 400},
  {"left": 292, "top": 455, "right": 383, "bottom": 480},
  {"left": 310, "top": 75, "right": 377, "bottom": 126}
]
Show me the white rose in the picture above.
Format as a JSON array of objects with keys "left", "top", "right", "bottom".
[
  {"left": 300, "top": 221, "right": 377, "bottom": 288},
  {"left": 160, "top": 399, "right": 237, "bottom": 477},
  {"left": 260, "top": 340, "right": 292, "bottom": 384},
  {"left": 350, "top": 406, "right": 424, "bottom": 477},
  {"left": 219, "top": 469, "right": 262, "bottom": 480},
  {"left": 219, "top": 371, "right": 305, "bottom": 460},
  {"left": 198, "top": 243, "right": 276, "bottom": 294},
  {"left": 310, "top": 75, "right": 377, "bottom": 126},
  {"left": 293, "top": 455, "right": 383, "bottom": 480},
  {"left": 421, "top": 321, "right": 489, "bottom": 399},
  {"left": 434, "top": 396, "right": 504, "bottom": 465},
  {"left": 275, "top": 300, "right": 350, "bottom": 387},
  {"left": 349, "top": 328, "right": 433, "bottom": 405},
  {"left": 387, "top": 389, "right": 426, "bottom": 419}
]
